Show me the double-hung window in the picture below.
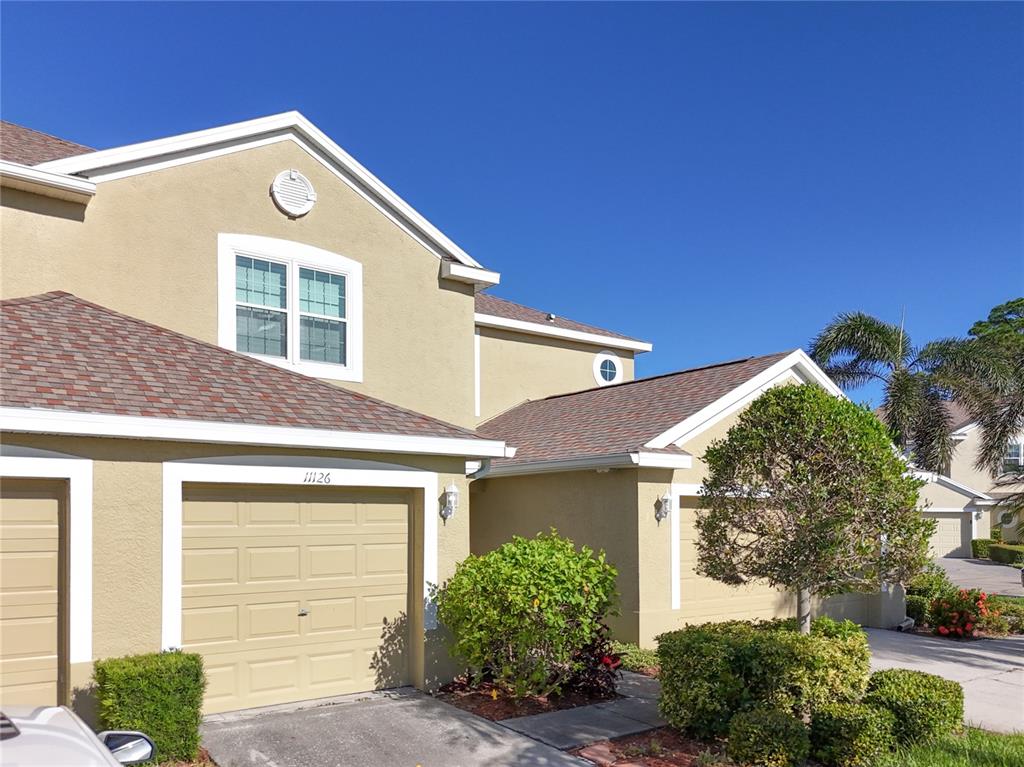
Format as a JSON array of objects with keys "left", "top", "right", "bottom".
[
  {"left": 219, "top": 235, "right": 363, "bottom": 381},
  {"left": 1003, "top": 441, "right": 1023, "bottom": 476}
]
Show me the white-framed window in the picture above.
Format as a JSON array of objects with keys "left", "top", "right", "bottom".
[
  {"left": 593, "top": 350, "right": 623, "bottom": 386},
  {"left": 218, "top": 234, "right": 363, "bottom": 381},
  {"left": 1002, "top": 440, "right": 1023, "bottom": 475}
]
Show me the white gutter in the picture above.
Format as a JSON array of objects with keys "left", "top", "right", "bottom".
[
  {"left": 0, "top": 406, "right": 512, "bottom": 459},
  {"left": 473, "top": 450, "right": 691, "bottom": 478},
  {"left": 441, "top": 261, "right": 501, "bottom": 289},
  {"left": 474, "top": 313, "right": 653, "bottom": 353},
  {"left": 0, "top": 161, "right": 95, "bottom": 204}
]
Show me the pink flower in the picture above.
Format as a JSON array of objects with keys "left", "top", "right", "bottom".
[{"left": 938, "top": 626, "right": 950, "bottom": 635}]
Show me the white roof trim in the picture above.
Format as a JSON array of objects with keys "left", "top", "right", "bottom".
[
  {"left": 951, "top": 421, "right": 979, "bottom": 438},
  {"left": 441, "top": 262, "right": 501, "bottom": 288},
  {"left": 0, "top": 160, "right": 95, "bottom": 204},
  {"left": 913, "top": 470, "right": 994, "bottom": 501},
  {"left": 645, "top": 349, "right": 845, "bottom": 450},
  {"left": 36, "top": 111, "right": 487, "bottom": 269},
  {"left": 474, "top": 450, "right": 691, "bottom": 478},
  {"left": 474, "top": 313, "right": 653, "bottom": 353},
  {"left": 0, "top": 406, "right": 511, "bottom": 459}
]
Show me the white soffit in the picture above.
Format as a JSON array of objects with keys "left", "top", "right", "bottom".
[{"left": 0, "top": 160, "right": 95, "bottom": 204}]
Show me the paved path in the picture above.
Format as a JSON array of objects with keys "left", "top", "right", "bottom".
[
  {"left": 936, "top": 557, "right": 1024, "bottom": 596},
  {"left": 202, "top": 687, "right": 588, "bottom": 767},
  {"left": 866, "top": 628, "right": 1024, "bottom": 734}
]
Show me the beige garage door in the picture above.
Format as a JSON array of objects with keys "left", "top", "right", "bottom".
[
  {"left": 0, "top": 479, "right": 63, "bottom": 706},
  {"left": 182, "top": 484, "right": 411, "bottom": 714},
  {"left": 929, "top": 513, "right": 970, "bottom": 558}
]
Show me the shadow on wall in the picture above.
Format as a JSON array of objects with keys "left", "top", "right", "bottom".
[
  {"left": 371, "top": 613, "right": 410, "bottom": 689},
  {"left": 71, "top": 682, "right": 99, "bottom": 729}
]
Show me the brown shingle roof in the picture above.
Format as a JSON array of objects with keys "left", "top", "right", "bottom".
[
  {"left": 475, "top": 293, "right": 645, "bottom": 344},
  {"left": 0, "top": 121, "right": 93, "bottom": 166},
  {"left": 0, "top": 292, "right": 486, "bottom": 442},
  {"left": 480, "top": 351, "right": 794, "bottom": 468}
]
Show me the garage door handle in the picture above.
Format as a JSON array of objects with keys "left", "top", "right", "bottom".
[{"left": 298, "top": 608, "right": 309, "bottom": 617}]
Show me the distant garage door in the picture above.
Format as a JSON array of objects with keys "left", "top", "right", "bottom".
[
  {"left": 181, "top": 484, "right": 411, "bottom": 714},
  {"left": 929, "top": 513, "right": 970, "bottom": 558},
  {"left": 0, "top": 479, "right": 63, "bottom": 706}
]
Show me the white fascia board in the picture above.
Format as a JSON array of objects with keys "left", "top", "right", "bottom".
[
  {"left": 474, "top": 313, "right": 653, "bottom": 353},
  {"left": 0, "top": 407, "right": 509, "bottom": 459},
  {"left": 441, "top": 261, "right": 501, "bottom": 288},
  {"left": 36, "top": 111, "right": 484, "bottom": 269},
  {"left": 913, "top": 470, "right": 993, "bottom": 501},
  {"left": 951, "top": 422, "right": 979, "bottom": 438},
  {"left": 477, "top": 451, "right": 690, "bottom": 478},
  {"left": 630, "top": 451, "right": 694, "bottom": 469},
  {"left": 0, "top": 160, "right": 95, "bottom": 204},
  {"left": 645, "top": 349, "right": 843, "bottom": 450}
]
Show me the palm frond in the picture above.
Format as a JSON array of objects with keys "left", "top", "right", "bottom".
[
  {"left": 809, "top": 312, "right": 910, "bottom": 390},
  {"left": 881, "top": 369, "right": 925, "bottom": 451},
  {"left": 909, "top": 386, "right": 955, "bottom": 473}
]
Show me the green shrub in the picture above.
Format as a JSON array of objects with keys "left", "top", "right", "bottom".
[
  {"left": 93, "top": 650, "right": 206, "bottom": 762},
  {"left": 991, "top": 524, "right": 1002, "bottom": 542},
  {"left": 863, "top": 669, "right": 963, "bottom": 744},
  {"left": 610, "top": 641, "right": 659, "bottom": 673},
  {"left": 433, "top": 531, "right": 617, "bottom": 698},
  {"left": 989, "top": 543, "right": 1024, "bottom": 566},
  {"left": 727, "top": 708, "right": 809, "bottom": 767},
  {"left": 811, "top": 702, "right": 897, "bottom": 767},
  {"left": 971, "top": 538, "right": 994, "bottom": 558},
  {"left": 657, "top": 619, "right": 869, "bottom": 737},
  {"left": 989, "top": 596, "right": 1024, "bottom": 634},
  {"left": 906, "top": 594, "right": 929, "bottom": 625},
  {"left": 906, "top": 561, "right": 955, "bottom": 599}
]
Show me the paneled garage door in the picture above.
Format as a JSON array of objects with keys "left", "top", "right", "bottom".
[
  {"left": 182, "top": 484, "right": 411, "bottom": 714},
  {"left": 0, "top": 479, "right": 63, "bottom": 706},
  {"left": 929, "top": 513, "right": 970, "bottom": 558}
]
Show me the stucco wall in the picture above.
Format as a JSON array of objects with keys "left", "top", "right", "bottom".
[
  {"left": 477, "top": 327, "right": 634, "bottom": 422},
  {"left": 948, "top": 429, "right": 999, "bottom": 493},
  {"left": 469, "top": 469, "right": 641, "bottom": 641},
  {"left": 1, "top": 433, "right": 469, "bottom": 719},
  {"left": 0, "top": 140, "right": 477, "bottom": 427}
]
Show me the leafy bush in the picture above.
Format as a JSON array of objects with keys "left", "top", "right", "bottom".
[
  {"left": 610, "top": 641, "right": 659, "bottom": 673},
  {"left": 991, "top": 524, "right": 1002, "bottom": 542},
  {"left": 929, "top": 589, "right": 1004, "bottom": 638},
  {"left": 93, "top": 650, "right": 206, "bottom": 762},
  {"left": 727, "top": 708, "right": 809, "bottom": 767},
  {"left": 989, "top": 596, "right": 1024, "bottom": 634},
  {"left": 433, "top": 532, "right": 617, "bottom": 698},
  {"left": 566, "top": 622, "right": 621, "bottom": 697},
  {"left": 906, "top": 561, "right": 955, "bottom": 599},
  {"left": 971, "top": 538, "right": 994, "bottom": 558},
  {"left": 989, "top": 543, "right": 1024, "bottom": 566},
  {"left": 906, "top": 594, "right": 929, "bottom": 625},
  {"left": 657, "top": 619, "right": 869, "bottom": 737},
  {"left": 863, "top": 669, "right": 963, "bottom": 744},
  {"left": 811, "top": 702, "right": 897, "bottom": 767}
]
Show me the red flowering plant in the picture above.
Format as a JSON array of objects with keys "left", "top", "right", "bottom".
[{"left": 930, "top": 589, "right": 1000, "bottom": 639}]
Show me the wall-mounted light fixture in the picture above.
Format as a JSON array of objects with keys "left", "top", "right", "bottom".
[
  {"left": 656, "top": 491, "right": 673, "bottom": 523},
  {"left": 441, "top": 482, "right": 460, "bottom": 521}
]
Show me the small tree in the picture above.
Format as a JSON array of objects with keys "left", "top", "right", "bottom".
[{"left": 697, "top": 384, "right": 931, "bottom": 633}]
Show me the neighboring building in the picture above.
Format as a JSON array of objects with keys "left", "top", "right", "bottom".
[{"left": 0, "top": 114, "right": 895, "bottom": 717}]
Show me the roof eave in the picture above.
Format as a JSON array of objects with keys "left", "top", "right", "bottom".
[
  {"left": 474, "top": 450, "right": 691, "bottom": 478},
  {"left": 441, "top": 261, "right": 501, "bottom": 289},
  {"left": 0, "top": 160, "right": 95, "bottom": 204},
  {"left": 474, "top": 313, "right": 653, "bottom": 353}
]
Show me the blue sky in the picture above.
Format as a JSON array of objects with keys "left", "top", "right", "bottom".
[{"left": 3, "top": 2, "right": 1021, "bottom": 405}]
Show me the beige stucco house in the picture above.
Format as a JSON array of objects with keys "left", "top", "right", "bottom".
[{"left": 0, "top": 113, "right": 900, "bottom": 718}]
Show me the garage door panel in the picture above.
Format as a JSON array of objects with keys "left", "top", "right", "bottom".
[
  {"left": 929, "top": 514, "right": 969, "bottom": 558},
  {"left": 182, "top": 484, "right": 411, "bottom": 713}
]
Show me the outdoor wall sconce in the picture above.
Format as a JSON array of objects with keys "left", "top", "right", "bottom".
[
  {"left": 656, "top": 491, "right": 673, "bottom": 523},
  {"left": 441, "top": 482, "right": 460, "bottom": 521}
]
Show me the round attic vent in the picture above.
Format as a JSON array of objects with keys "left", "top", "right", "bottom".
[{"left": 271, "top": 169, "right": 317, "bottom": 217}]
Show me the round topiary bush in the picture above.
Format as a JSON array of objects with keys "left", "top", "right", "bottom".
[
  {"left": 727, "top": 708, "right": 810, "bottom": 767},
  {"left": 863, "top": 668, "right": 963, "bottom": 744},
  {"left": 433, "top": 531, "right": 617, "bottom": 698},
  {"left": 811, "top": 702, "right": 897, "bottom": 767}
]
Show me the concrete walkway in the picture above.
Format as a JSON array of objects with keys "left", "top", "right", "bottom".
[
  {"left": 866, "top": 628, "right": 1024, "bottom": 734},
  {"left": 202, "top": 687, "right": 588, "bottom": 767},
  {"left": 499, "top": 672, "right": 664, "bottom": 750},
  {"left": 936, "top": 557, "right": 1024, "bottom": 596}
]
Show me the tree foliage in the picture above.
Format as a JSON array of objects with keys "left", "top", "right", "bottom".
[{"left": 697, "top": 384, "right": 930, "bottom": 631}]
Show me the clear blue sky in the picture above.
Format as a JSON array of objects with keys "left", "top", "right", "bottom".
[{"left": 3, "top": 2, "right": 1022, "bottom": 405}]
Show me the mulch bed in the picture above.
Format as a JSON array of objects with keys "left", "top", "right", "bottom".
[
  {"left": 435, "top": 676, "right": 619, "bottom": 721},
  {"left": 572, "top": 728, "right": 724, "bottom": 767}
]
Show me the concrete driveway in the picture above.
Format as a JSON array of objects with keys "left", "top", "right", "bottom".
[
  {"left": 866, "top": 628, "right": 1023, "bottom": 734},
  {"left": 936, "top": 557, "right": 1024, "bottom": 596},
  {"left": 201, "top": 687, "right": 587, "bottom": 767}
]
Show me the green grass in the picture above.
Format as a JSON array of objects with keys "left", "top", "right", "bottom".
[
  {"left": 610, "top": 641, "right": 659, "bottom": 673},
  {"left": 881, "top": 729, "right": 1024, "bottom": 767}
]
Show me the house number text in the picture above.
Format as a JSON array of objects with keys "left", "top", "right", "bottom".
[{"left": 302, "top": 471, "right": 332, "bottom": 484}]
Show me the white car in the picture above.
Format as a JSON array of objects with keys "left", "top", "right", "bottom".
[{"left": 1, "top": 706, "right": 155, "bottom": 766}]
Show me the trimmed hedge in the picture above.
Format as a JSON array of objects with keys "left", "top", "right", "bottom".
[
  {"left": 657, "top": 618, "right": 869, "bottom": 738},
  {"left": 863, "top": 669, "right": 963, "bottom": 744},
  {"left": 989, "top": 543, "right": 1024, "bottom": 566},
  {"left": 609, "top": 641, "right": 659, "bottom": 673},
  {"left": 727, "top": 708, "right": 809, "bottom": 767},
  {"left": 990, "top": 596, "right": 1024, "bottom": 634},
  {"left": 94, "top": 650, "right": 206, "bottom": 762},
  {"left": 906, "top": 561, "right": 955, "bottom": 599},
  {"left": 971, "top": 538, "right": 994, "bottom": 559},
  {"left": 906, "top": 595, "right": 929, "bottom": 625},
  {"left": 811, "top": 702, "right": 897, "bottom": 767}
]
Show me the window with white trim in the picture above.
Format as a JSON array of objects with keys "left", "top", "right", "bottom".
[
  {"left": 1002, "top": 440, "right": 1022, "bottom": 475},
  {"left": 593, "top": 350, "right": 623, "bottom": 386},
  {"left": 219, "top": 235, "right": 363, "bottom": 381}
]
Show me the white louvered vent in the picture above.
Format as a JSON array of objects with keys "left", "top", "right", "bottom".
[{"left": 271, "top": 169, "right": 317, "bottom": 217}]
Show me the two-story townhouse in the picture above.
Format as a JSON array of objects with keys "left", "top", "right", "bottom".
[{"left": 0, "top": 113, "right": 899, "bottom": 718}]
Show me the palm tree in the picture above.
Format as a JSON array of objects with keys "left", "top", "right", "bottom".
[{"left": 809, "top": 312, "right": 955, "bottom": 472}]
